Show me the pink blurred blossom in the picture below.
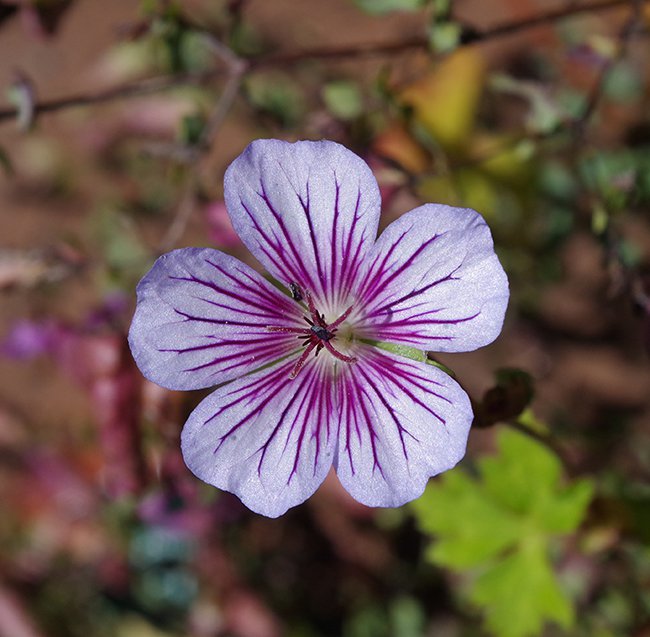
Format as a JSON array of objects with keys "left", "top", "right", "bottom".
[{"left": 204, "top": 200, "right": 242, "bottom": 249}]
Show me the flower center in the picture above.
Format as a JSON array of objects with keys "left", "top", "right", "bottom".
[{"left": 267, "top": 283, "right": 357, "bottom": 379}]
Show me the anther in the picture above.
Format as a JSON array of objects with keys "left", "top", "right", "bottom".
[{"left": 269, "top": 285, "right": 357, "bottom": 378}]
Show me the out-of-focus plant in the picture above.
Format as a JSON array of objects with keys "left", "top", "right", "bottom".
[
  {"left": 1, "top": 0, "right": 650, "bottom": 635},
  {"left": 412, "top": 428, "right": 594, "bottom": 637}
]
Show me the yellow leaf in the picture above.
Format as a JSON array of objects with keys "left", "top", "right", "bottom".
[
  {"left": 400, "top": 49, "right": 485, "bottom": 153},
  {"left": 373, "top": 124, "right": 430, "bottom": 173},
  {"left": 417, "top": 168, "right": 498, "bottom": 219}
]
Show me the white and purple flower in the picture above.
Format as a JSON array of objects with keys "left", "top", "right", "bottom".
[{"left": 128, "top": 139, "right": 509, "bottom": 517}]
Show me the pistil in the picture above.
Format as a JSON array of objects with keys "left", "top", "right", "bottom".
[{"left": 267, "top": 283, "right": 357, "bottom": 378}]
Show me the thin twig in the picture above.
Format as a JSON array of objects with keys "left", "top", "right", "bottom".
[
  {"left": 506, "top": 419, "right": 578, "bottom": 475},
  {"left": 470, "top": 0, "right": 640, "bottom": 42},
  {"left": 0, "top": 69, "right": 225, "bottom": 124},
  {"left": 0, "top": 0, "right": 646, "bottom": 126},
  {"left": 156, "top": 37, "right": 246, "bottom": 253},
  {"left": 157, "top": 176, "right": 199, "bottom": 254},
  {"left": 572, "top": 0, "right": 645, "bottom": 140},
  {"left": 198, "top": 62, "right": 245, "bottom": 152},
  {"left": 253, "top": 0, "right": 644, "bottom": 66}
]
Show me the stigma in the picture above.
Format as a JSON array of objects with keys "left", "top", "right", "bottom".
[{"left": 267, "top": 282, "right": 357, "bottom": 378}]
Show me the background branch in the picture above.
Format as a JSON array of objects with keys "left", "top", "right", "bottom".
[{"left": 0, "top": 0, "right": 645, "bottom": 126}]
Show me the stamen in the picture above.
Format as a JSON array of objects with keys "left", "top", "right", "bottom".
[
  {"left": 266, "top": 325, "right": 308, "bottom": 334},
  {"left": 267, "top": 286, "right": 357, "bottom": 379},
  {"left": 327, "top": 304, "right": 354, "bottom": 331},
  {"left": 289, "top": 340, "right": 318, "bottom": 379},
  {"left": 322, "top": 339, "right": 357, "bottom": 364},
  {"left": 304, "top": 290, "right": 327, "bottom": 328}
]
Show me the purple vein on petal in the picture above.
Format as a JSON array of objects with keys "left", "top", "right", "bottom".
[
  {"left": 368, "top": 265, "right": 462, "bottom": 318},
  {"left": 295, "top": 179, "right": 328, "bottom": 296},
  {"left": 168, "top": 270, "right": 286, "bottom": 320},
  {"left": 338, "top": 191, "right": 367, "bottom": 305},
  {"left": 257, "top": 183, "right": 318, "bottom": 290},
  {"left": 285, "top": 364, "right": 329, "bottom": 483},
  {"left": 239, "top": 197, "right": 296, "bottom": 284},
  {"left": 253, "top": 363, "right": 318, "bottom": 477},
  {"left": 179, "top": 340, "right": 298, "bottom": 376},
  {"left": 355, "top": 363, "right": 419, "bottom": 463},
  {"left": 330, "top": 177, "right": 341, "bottom": 299},
  {"left": 172, "top": 308, "right": 273, "bottom": 329},
  {"left": 191, "top": 295, "right": 281, "bottom": 320},
  {"left": 204, "top": 259, "right": 297, "bottom": 315},
  {"left": 158, "top": 335, "right": 283, "bottom": 355},
  {"left": 350, "top": 375, "right": 387, "bottom": 480},
  {"left": 363, "top": 353, "right": 451, "bottom": 426},
  {"left": 362, "top": 232, "right": 446, "bottom": 306},
  {"left": 210, "top": 362, "right": 295, "bottom": 450}
]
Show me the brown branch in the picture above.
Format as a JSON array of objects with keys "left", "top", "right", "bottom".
[
  {"left": 252, "top": 0, "right": 644, "bottom": 67},
  {"left": 156, "top": 37, "right": 246, "bottom": 253},
  {"left": 0, "top": 69, "right": 229, "bottom": 124},
  {"left": 572, "top": 0, "right": 645, "bottom": 139},
  {"left": 468, "top": 0, "right": 640, "bottom": 42},
  {"left": 0, "top": 0, "right": 645, "bottom": 126}
]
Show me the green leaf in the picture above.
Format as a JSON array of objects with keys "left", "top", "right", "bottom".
[
  {"left": 537, "top": 479, "right": 594, "bottom": 534},
  {"left": 603, "top": 61, "right": 643, "bottom": 102},
  {"left": 428, "top": 20, "right": 461, "bottom": 54},
  {"left": 412, "top": 470, "right": 522, "bottom": 568},
  {"left": 178, "top": 113, "right": 206, "bottom": 146},
  {"left": 322, "top": 81, "right": 363, "bottom": 121},
  {"left": 93, "top": 208, "right": 150, "bottom": 289},
  {"left": 389, "top": 597, "right": 426, "bottom": 637},
  {"left": 479, "top": 428, "right": 562, "bottom": 515},
  {"left": 411, "top": 427, "right": 594, "bottom": 637},
  {"left": 353, "top": 0, "right": 427, "bottom": 15},
  {"left": 470, "top": 539, "right": 574, "bottom": 637},
  {"left": 245, "top": 72, "right": 305, "bottom": 127}
]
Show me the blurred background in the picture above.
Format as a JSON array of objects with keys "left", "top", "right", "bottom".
[{"left": 1, "top": 0, "right": 650, "bottom": 636}]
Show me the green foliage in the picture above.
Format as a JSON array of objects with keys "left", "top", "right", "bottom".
[
  {"left": 428, "top": 20, "right": 462, "bottom": 54},
  {"left": 245, "top": 72, "right": 305, "bottom": 127},
  {"left": 470, "top": 537, "right": 573, "bottom": 637},
  {"left": 353, "top": 0, "right": 427, "bottom": 15},
  {"left": 412, "top": 428, "right": 594, "bottom": 637},
  {"left": 93, "top": 208, "right": 151, "bottom": 290},
  {"left": 129, "top": 527, "right": 198, "bottom": 614},
  {"left": 178, "top": 113, "right": 206, "bottom": 146},
  {"left": 603, "top": 61, "right": 643, "bottom": 103},
  {"left": 322, "top": 81, "right": 363, "bottom": 121},
  {"left": 343, "top": 597, "right": 425, "bottom": 637},
  {"left": 490, "top": 74, "right": 563, "bottom": 134},
  {"left": 6, "top": 77, "right": 35, "bottom": 132},
  {"left": 580, "top": 146, "right": 650, "bottom": 220},
  {"left": 428, "top": 0, "right": 461, "bottom": 55},
  {"left": 0, "top": 145, "right": 13, "bottom": 176}
]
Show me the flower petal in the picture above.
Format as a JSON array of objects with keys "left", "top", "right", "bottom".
[
  {"left": 356, "top": 204, "right": 509, "bottom": 351},
  {"left": 334, "top": 347, "right": 472, "bottom": 507},
  {"left": 181, "top": 357, "right": 336, "bottom": 517},
  {"left": 128, "top": 248, "right": 303, "bottom": 390},
  {"left": 224, "top": 139, "right": 381, "bottom": 311}
]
